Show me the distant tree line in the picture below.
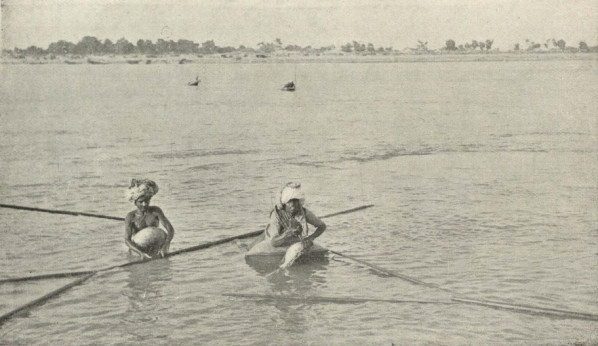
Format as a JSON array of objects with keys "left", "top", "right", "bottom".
[
  {"left": 444, "top": 39, "right": 494, "bottom": 51},
  {"left": 512, "top": 38, "right": 592, "bottom": 52},
  {"left": 3, "top": 36, "right": 339, "bottom": 57},
  {"left": 8, "top": 36, "right": 237, "bottom": 56},
  {"left": 339, "top": 41, "right": 393, "bottom": 53},
  {"left": 3, "top": 35, "right": 597, "bottom": 58},
  {"left": 444, "top": 38, "right": 594, "bottom": 53},
  {"left": 256, "top": 38, "right": 336, "bottom": 54}
]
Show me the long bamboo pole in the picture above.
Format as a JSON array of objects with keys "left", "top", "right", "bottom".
[
  {"left": 330, "top": 250, "right": 598, "bottom": 321},
  {"left": 0, "top": 273, "right": 96, "bottom": 326},
  {"left": 0, "top": 204, "right": 124, "bottom": 221},
  {"left": 0, "top": 271, "right": 96, "bottom": 284},
  {"left": 223, "top": 293, "right": 455, "bottom": 305}
]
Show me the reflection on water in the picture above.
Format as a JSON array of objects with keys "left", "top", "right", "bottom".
[
  {"left": 245, "top": 255, "right": 330, "bottom": 335},
  {"left": 246, "top": 254, "right": 329, "bottom": 278},
  {"left": 122, "top": 260, "right": 172, "bottom": 314},
  {"left": 264, "top": 257, "right": 329, "bottom": 293}
]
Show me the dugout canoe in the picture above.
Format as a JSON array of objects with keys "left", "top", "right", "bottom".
[
  {"left": 244, "top": 237, "right": 329, "bottom": 274},
  {"left": 245, "top": 238, "right": 328, "bottom": 259}
]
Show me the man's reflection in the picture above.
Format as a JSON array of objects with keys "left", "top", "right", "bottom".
[
  {"left": 122, "top": 260, "right": 172, "bottom": 313},
  {"left": 245, "top": 254, "right": 329, "bottom": 334}
]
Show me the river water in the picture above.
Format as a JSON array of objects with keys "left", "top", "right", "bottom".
[{"left": 0, "top": 59, "right": 597, "bottom": 345}]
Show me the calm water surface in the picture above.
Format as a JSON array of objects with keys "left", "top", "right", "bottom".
[{"left": 0, "top": 60, "right": 597, "bottom": 345}]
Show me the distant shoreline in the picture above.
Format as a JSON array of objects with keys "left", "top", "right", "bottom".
[{"left": 2, "top": 52, "right": 597, "bottom": 65}]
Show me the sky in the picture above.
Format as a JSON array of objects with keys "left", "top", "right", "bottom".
[{"left": 1, "top": 0, "right": 597, "bottom": 51}]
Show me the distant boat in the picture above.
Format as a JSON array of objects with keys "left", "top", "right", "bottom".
[
  {"left": 127, "top": 59, "right": 141, "bottom": 64},
  {"left": 87, "top": 58, "right": 107, "bottom": 65},
  {"left": 64, "top": 60, "right": 80, "bottom": 65},
  {"left": 281, "top": 81, "right": 295, "bottom": 92},
  {"left": 282, "top": 68, "right": 297, "bottom": 91},
  {"left": 188, "top": 76, "right": 200, "bottom": 86}
]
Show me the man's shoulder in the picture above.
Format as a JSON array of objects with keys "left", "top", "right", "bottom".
[
  {"left": 125, "top": 210, "right": 136, "bottom": 220},
  {"left": 302, "top": 207, "right": 314, "bottom": 216},
  {"left": 304, "top": 208, "right": 324, "bottom": 224},
  {"left": 149, "top": 205, "right": 164, "bottom": 214}
]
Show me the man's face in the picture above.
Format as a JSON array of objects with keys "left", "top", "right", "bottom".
[
  {"left": 135, "top": 196, "right": 151, "bottom": 212},
  {"left": 284, "top": 199, "right": 301, "bottom": 215}
]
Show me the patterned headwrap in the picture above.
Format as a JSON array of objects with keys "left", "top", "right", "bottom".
[
  {"left": 278, "top": 182, "right": 305, "bottom": 207},
  {"left": 274, "top": 182, "right": 309, "bottom": 235},
  {"left": 126, "top": 179, "right": 159, "bottom": 202}
]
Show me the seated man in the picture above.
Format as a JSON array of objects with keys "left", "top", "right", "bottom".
[{"left": 265, "top": 182, "right": 326, "bottom": 248}]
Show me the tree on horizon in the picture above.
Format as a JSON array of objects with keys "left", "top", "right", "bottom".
[{"left": 445, "top": 39, "right": 457, "bottom": 51}]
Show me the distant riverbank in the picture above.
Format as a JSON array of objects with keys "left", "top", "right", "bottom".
[{"left": 2, "top": 52, "right": 597, "bottom": 65}]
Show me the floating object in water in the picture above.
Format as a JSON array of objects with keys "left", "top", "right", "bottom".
[
  {"left": 281, "top": 81, "right": 295, "bottom": 91},
  {"left": 188, "top": 76, "right": 200, "bottom": 86},
  {"left": 87, "top": 58, "right": 107, "bottom": 65},
  {"left": 131, "top": 227, "right": 167, "bottom": 257}
]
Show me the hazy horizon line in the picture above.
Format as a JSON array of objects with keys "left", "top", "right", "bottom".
[{"left": 4, "top": 35, "right": 597, "bottom": 52}]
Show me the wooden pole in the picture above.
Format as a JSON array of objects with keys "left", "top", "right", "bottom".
[
  {"left": 0, "top": 273, "right": 96, "bottom": 326},
  {"left": 0, "top": 204, "right": 124, "bottom": 221}
]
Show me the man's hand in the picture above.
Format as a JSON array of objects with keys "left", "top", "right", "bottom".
[
  {"left": 301, "top": 237, "right": 313, "bottom": 248},
  {"left": 284, "top": 227, "right": 301, "bottom": 237}
]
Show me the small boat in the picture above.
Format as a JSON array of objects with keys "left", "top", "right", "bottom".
[
  {"left": 245, "top": 237, "right": 328, "bottom": 274},
  {"left": 87, "top": 58, "right": 107, "bottom": 65},
  {"left": 246, "top": 238, "right": 327, "bottom": 261},
  {"left": 127, "top": 59, "right": 141, "bottom": 64},
  {"left": 281, "top": 81, "right": 296, "bottom": 92},
  {"left": 188, "top": 76, "right": 200, "bottom": 86}
]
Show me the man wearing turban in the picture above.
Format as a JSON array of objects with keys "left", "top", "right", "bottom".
[
  {"left": 264, "top": 182, "right": 326, "bottom": 248},
  {"left": 124, "top": 179, "right": 175, "bottom": 258}
]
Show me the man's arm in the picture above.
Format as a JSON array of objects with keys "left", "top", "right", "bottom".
[
  {"left": 154, "top": 206, "right": 175, "bottom": 254},
  {"left": 305, "top": 209, "right": 326, "bottom": 242}
]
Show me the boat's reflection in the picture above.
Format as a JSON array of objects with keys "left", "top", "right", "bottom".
[
  {"left": 245, "top": 254, "right": 329, "bottom": 277},
  {"left": 245, "top": 254, "right": 330, "bottom": 333}
]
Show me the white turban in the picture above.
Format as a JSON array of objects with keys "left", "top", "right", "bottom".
[
  {"left": 279, "top": 182, "right": 305, "bottom": 205},
  {"left": 126, "top": 179, "right": 159, "bottom": 202}
]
